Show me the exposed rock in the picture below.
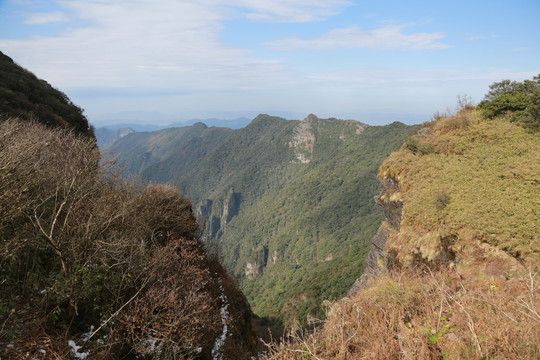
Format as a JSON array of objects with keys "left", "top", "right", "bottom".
[
  {"left": 272, "top": 250, "right": 278, "bottom": 264},
  {"left": 245, "top": 262, "right": 259, "bottom": 280},
  {"left": 349, "top": 175, "right": 403, "bottom": 295},
  {"left": 197, "top": 199, "right": 213, "bottom": 218},
  {"left": 245, "top": 246, "right": 268, "bottom": 280},
  {"left": 355, "top": 122, "right": 368, "bottom": 134},
  {"left": 222, "top": 188, "right": 240, "bottom": 225},
  {"left": 207, "top": 216, "right": 219, "bottom": 238},
  {"left": 289, "top": 114, "right": 317, "bottom": 163},
  {"left": 349, "top": 226, "right": 389, "bottom": 296}
]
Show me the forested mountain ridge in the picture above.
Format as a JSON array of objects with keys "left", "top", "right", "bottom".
[
  {"left": 95, "top": 126, "right": 135, "bottom": 148},
  {"left": 106, "top": 113, "right": 415, "bottom": 324},
  {"left": 0, "top": 51, "right": 92, "bottom": 137},
  {"left": 180, "top": 115, "right": 414, "bottom": 324},
  {"left": 105, "top": 122, "right": 234, "bottom": 178}
]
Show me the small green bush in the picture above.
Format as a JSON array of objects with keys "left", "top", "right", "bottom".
[{"left": 404, "top": 136, "right": 435, "bottom": 155}]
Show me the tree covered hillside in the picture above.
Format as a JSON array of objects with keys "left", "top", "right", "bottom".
[
  {"left": 105, "top": 122, "right": 234, "bottom": 177},
  {"left": 108, "top": 113, "right": 415, "bottom": 324},
  {"left": 0, "top": 51, "right": 92, "bottom": 137},
  {"left": 182, "top": 115, "right": 413, "bottom": 324}
]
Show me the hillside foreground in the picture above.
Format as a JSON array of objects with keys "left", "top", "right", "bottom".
[{"left": 266, "top": 106, "right": 540, "bottom": 359}]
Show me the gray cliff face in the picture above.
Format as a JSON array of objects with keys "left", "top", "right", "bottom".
[
  {"left": 348, "top": 176, "right": 403, "bottom": 296},
  {"left": 222, "top": 189, "right": 239, "bottom": 225}
]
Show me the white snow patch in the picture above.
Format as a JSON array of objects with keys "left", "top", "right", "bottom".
[
  {"left": 68, "top": 340, "right": 89, "bottom": 359},
  {"left": 211, "top": 278, "right": 230, "bottom": 360},
  {"left": 80, "top": 325, "right": 94, "bottom": 342}
]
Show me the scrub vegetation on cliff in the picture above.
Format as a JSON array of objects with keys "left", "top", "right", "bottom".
[
  {"left": 0, "top": 54, "right": 256, "bottom": 359},
  {"left": 0, "top": 119, "right": 255, "bottom": 359}
]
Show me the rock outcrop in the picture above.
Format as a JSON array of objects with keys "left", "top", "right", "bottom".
[
  {"left": 289, "top": 114, "right": 317, "bottom": 163},
  {"left": 223, "top": 188, "right": 240, "bottom": 225},
  {"left": 349, "top": 175, "right": 402, "bottom": 295}
]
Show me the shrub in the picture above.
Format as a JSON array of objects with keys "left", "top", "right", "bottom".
[
  {"left": 434, "top": 190, "right": 451, "bottom": 211},
  {"left": 0, "top": 119, "right": 234, "bottom": 358},
  {"left": 404, "top": 136, "right": 435, "bottom": 155},
  {"left": 478, "top": 74, "right": 540, "bottom": 131}
]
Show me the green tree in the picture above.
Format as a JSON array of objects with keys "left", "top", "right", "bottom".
[{"left": 478, "top": 74, "right": 540, "bottom": 130}]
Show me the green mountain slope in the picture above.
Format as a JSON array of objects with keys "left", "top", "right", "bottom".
[
  {"left": 107, "top": 113, "right": 414, "bottom": 323},
  {"left": 0, "top": 51, "right": 92, "bottom": 137},
  {"left": 181, "top": 115, "right": 413, "bottom": 323},
  {"left": 105, "top": 122, "right": 234, "bottom": 176},
  {"left": 95, "top": 126, "right": 135, "bottom": 148}
]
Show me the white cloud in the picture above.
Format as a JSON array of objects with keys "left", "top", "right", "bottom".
[
  {"left": 2, "top": 0, "right": 533, "bottom": 122},
  {"left": 264, "top": 24, "right": 450, "bottom": 50},
  {"left": 306, "top": 68, "right": 538, "bottom": 85},
  {"left": 1, "top": 0, "right": 297, "bottom": 90},
  {"left": 24, "top": 11, "right": 70, "bottom": 24},
  {"left": 1, "top": 0, "right": 352, "bottom": 91},
  {"left": 227, "top": 0, "right": 350, "bottom": 22},
  {"left": 463, "top": 33, "right": 486, "bottom": 41}
]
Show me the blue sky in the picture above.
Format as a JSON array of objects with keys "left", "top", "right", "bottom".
[{"left": 0, "top": 0, "right": 538, "bottom": 126}]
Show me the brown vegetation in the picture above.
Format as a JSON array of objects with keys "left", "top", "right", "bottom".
[
  {"left": 266, "top": 269, "right": 540, "bottom": 359},
  {"left": 0, "top": 119, "right": 254, "bottom": 359}
]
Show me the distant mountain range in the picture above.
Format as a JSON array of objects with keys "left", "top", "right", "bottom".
[
  {"left": 94, "top": 116, "right": 251, "bottom": 132},
  {"left": 95, "top": 117, "right": 252, "bottom": 149}
]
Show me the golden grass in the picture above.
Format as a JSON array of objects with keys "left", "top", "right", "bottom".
[{"left": 266, "top": 269, "right": 540, "bottom": 359}]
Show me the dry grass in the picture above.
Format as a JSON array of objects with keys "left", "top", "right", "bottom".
[{"left": 265, "top": 269, "right": 540, "bottom": 359}]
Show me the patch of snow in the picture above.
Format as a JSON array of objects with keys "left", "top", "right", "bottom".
[
  {"left": 68, "top": 340, "right": 89, "bottom": 359},
  {"left": 211, "top": 278, "right": 230, "bottom": 360},
  {"left": 80, "top": 325, "right": 94, "bottom": 342},
  {"left": 142, "top": 338, "right": 159, "bottom": 352}
]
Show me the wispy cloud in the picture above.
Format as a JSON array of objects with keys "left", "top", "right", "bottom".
[
  {"left": 264, "top": 24, "right": 450, "bottom": 50},
  {"left": 0, "top": 0, "right": 353, "bottom": 91},
  {"left": 228, "top": 0, "right": 350, "bottom": 22},
  {"left": 463, "top": 33, "right": 485, "bottom": 41},
  {"left": 2, "top": 0, "right": 533, "bottom": 121},
  {"left": 24, "top": 11, "right": 70, "bottom": 24},
  {"left": 509, "top": 47, "right": 527, "bottom": 52}
]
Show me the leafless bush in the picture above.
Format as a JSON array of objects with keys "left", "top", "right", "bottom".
[
  {"left": 0, "top": 119, "right": 225, "bottom": 358},
  {"left": 118, "top": 237, "right": 220, "bottom": 359}
]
